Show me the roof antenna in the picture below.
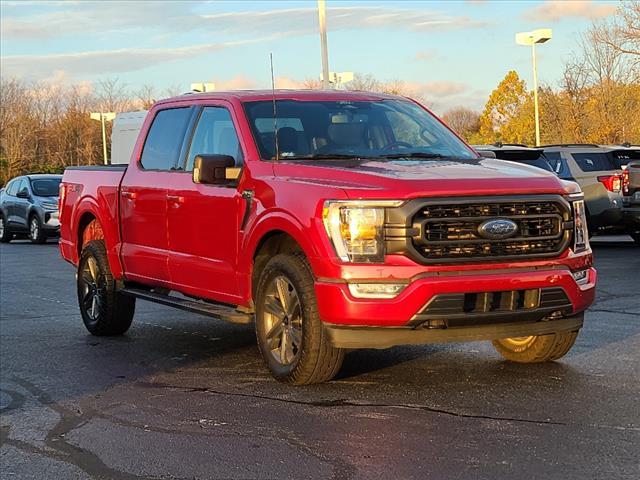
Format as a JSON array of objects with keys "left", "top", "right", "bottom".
[{"left": 270, "top": 52, "right": 279, "bottom": 161}]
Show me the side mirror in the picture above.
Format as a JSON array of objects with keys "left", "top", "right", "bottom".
[
  {"left": 193, "top": 154, "right": 241, "bottom": 185},
  {"left": 16, "top": 188, "right": 30, "bottom": 199},
  {"left": 477, "top": 150, "right": 496, "bottom": 159}
]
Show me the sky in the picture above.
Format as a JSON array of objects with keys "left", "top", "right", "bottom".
[{"left": 0, "top": 0, "right": 620, "bottom": 114}]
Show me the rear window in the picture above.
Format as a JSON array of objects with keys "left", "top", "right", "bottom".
[
  {"left": 611, "top": 150, "right": 640, "bottom": 169},
  {"left": 140, "top": 108, "right": 192, "bottom": 170},
  {"left": 571, "top": 152, "right": 615, "bottom": 172}
]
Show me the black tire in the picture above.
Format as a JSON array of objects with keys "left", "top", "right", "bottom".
[
  {"left": 492, "top": 331, "right": 579, "bottom": 363},
  {"left": 29, "top": 214, "right": 46, "bottom": 244},
  {"left": 0, "top": 215, "right": 12, "bottom": 243},
  {"left": 255, "top": 252, "right": 344, "bottom": 385},
  {"left": 630, "top": 231, "right": 640, "bottom": 246},
  {"left": 77, "top": 240, "right": 135, "bottom": 336}
]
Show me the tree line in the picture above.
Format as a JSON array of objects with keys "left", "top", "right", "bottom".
[{"left": 1, "top": 2, "right": 638, "bottom": 186}]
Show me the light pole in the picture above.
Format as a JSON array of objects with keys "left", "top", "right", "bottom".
[
  {"left": 318, "top": 0, "right": 330, "bottom": 89},
  {"left": 90, "top": 112, "right": 116, "bottom": 165},
  {"left": 516, "top": 28, "right": 552, "bottom": 147}
]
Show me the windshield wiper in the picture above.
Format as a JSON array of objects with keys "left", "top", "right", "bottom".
[
  {"left": 377, "top": 152, "right": 447, "bottom": 159},
  {"left": 276, "top": 154, "right": 372, "bottom": 161}
]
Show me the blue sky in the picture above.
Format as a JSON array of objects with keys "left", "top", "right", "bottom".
[{"left": 0, "top": 0, "right": 620, "bottom": 113}]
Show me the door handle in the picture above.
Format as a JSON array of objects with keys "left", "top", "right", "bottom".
[
  {"left": 121, "top": 191, "right": 137, "bottom": 200},
  {"left": 167, "top": 194, "right": 184, "bottom": 206}
]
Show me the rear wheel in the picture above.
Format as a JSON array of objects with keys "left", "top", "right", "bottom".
[
  {"left": 0, "top": 215, "right": 12, "bottom": 243},
  {"left": 77, "top": 240, "right": 135, "bottom": 336},
  {"left": 630, "top": 231, "right": 640, "bottom": 246},
  {"left": 492, "top": 331, "right": 579, "bottom": 363},
  {"left": 255, "top": 253, "right": 344, "bottom": 385},
  {"left": 29, "top": 215, "right": 46, "bottom": 244}
]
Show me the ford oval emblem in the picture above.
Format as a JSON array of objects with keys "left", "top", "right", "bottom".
[{"left": 477, "top": 218, "right": 518, "bottom": 240}]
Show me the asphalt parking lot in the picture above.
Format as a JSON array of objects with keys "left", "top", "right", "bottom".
[{"left": 1, "top": 237, "right": 639, "bottom": 480}]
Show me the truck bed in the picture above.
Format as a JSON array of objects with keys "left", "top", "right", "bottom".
[{"left": 59, "top": 165, "right": 128, "bottom": 271}]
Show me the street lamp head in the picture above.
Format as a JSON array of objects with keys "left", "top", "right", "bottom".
[{"left": 516, "top": 28, "right": 552, "bottom": 46}]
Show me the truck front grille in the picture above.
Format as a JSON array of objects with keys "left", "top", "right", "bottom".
[{"left": 385, "top": 196, "right": 573, "bottom": 264}]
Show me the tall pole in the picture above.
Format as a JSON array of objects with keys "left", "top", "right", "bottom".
[
  {"left": 532, "top": 43, "right": 540, "bottom": 147},
  {"left": 318, "top": 0, "right": 330, "bottom": 89},
  {"left": 100, "top": 114, "right": 108, "bottom": 165}
]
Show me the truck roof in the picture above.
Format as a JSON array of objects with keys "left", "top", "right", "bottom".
[{"left": 156, "top": 89, "right": 402, "bottom": 106}]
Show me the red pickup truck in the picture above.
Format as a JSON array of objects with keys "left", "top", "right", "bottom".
[{"left": 60, "top": 90, "right": 596, "bottom": 384}]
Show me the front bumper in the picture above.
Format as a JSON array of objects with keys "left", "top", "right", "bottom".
[
  {"left": 314, "top": 262, "right": 596, "bottom": 329},
  {"left": 327, "top": 313, "right": 584, "bottom": 349},
  {"left": 42, "top": 210, "right": 60, "bottom": 233}
]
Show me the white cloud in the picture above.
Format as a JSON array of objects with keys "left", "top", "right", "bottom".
[
  {"left": 1, "top": 38, "right": 267, "bottom": 79},
  {"left": 523, "top": 0, "right": 617, "bottom": 22},
  {"left": 1, "top": 3, "right": 488, "bottom": 41},
  {"left": 213, "top": 75, "right": 257, "bottom": 90}
]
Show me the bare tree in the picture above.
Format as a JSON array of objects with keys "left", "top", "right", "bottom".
[{"left": 441, "top": 107, "right": 480, "bottom": 140}]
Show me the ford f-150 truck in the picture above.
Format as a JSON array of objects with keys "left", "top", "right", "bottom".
[{"left": 59, "top": 90, "right": 596, "bottom": 384}]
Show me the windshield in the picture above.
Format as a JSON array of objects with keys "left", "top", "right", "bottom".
[
  {"left": 243, "top": 99, "right": 476, "bottom": 161},
  {"left": 31, "top": 178, "right": 61, "bottom": 197}
]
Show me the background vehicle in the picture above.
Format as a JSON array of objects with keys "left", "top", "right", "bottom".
[
  {"left": 541, "top": 144, "right": 640, "bottom": 236},
  {"left": 472, "top": 143, "right": 555, "bottom": 173},
  {"left": 59, "top": 90, "right": 595, "bottom": 385},
  {"left": 0, "top": 174, "right": 62, "bottom": 243},
  {"left": 622, "top": 158, "right": 640, "bottom": 245},
  {"left": 110, "top": 111, "right": 147, "bottom": 164}
]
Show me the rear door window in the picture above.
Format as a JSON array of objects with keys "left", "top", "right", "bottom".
[
  {"left": 571, "top": 152, "right": 615, "bottom": 172},
  {"left": 5, "top": 179, "right": 18, "bottom": 196},
  {"left": 140, "top": 107, "right": 193, "bottom": 170}
]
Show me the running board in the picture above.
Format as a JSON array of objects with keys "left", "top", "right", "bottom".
[{"left": 120, "top": 288, "right": 252, "bottom": 324}]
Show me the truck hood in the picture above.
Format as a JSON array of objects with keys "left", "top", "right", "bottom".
[{"left": 273, "top": 157, "right": 579, "bottom": 199}]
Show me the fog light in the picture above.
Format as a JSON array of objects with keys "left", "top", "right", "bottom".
[
  {"left": 572, "top": 269, "right": 589, "bottom": 285},
  {"left": 348, "top": 283, "right": 406, "bottom": 299}
]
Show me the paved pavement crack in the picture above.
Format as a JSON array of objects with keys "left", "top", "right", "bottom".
[
  {"left": 134, "top": 381, "right": 640, "bottom": 433},
  {"left": 10, "top": 377, "right": 146, "bottom": 480},
  {"left": 0, "top": 388, "right": 26, "bottom": 415}
]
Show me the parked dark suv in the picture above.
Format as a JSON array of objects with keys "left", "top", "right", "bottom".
[
  {"left": 542, "top": 144, "right": 640, "bottom": 236},
  {"left": 622, "top": 158, "right": 640, "bottom": 244},
  {"left": 0, "top": 174, "right": 62, "bottom": 243}
]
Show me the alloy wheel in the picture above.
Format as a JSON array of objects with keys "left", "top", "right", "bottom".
[
  {"left": 0, "top": 217, "right": 4, "bottom": 238},
  {"left": 262, "top": 275, "right": 303, "bottom": 366},
  {"left": 30, "top": 218, "right": 39, "bottom": 241},
  {"left": 80, "top": 256, "right": 103, "bottom": 322},
  {"left": 501, "top": 336, "right": 535, "bottom": 348}
]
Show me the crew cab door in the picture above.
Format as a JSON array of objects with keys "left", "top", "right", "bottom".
[
  {"left": 119, "top": 106, "right": 195, "bottom": 286},
  {"left": 166, "top": 104, "right": 245, "bottom": 303}
]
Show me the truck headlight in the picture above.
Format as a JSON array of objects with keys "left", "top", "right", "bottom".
[
  {"left": 571, "top": 199, "right": 590, "bottom": 253},
  {"left": 322, "top": 200, "right": 402, "bottom": 263}
]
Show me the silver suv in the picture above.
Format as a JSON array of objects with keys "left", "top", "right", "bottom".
[
  {"left": 542, "top": 144, "right": 640, "bottom": 236},
  {"left": 0, "top": 174, "right": 62, "bottom": 243}
]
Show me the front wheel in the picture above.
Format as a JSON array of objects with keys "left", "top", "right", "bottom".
[
  {"left": 492, "top": 331, "right": 579, "bottom": 363},
  {"left": 29, "top": 215, "right": 46, "bottom": 244},
  {"left": 77, "top": 240, "right": 135, "bottom": 336},
  {"left": 255, "top": 253, "right": 344, "bottom": 385},
  {"left": 630, "top": 231, "right": 640, "bottom": 246},
  {"left": 0, "top": 215, "right": 12, "bottom": 243}
]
